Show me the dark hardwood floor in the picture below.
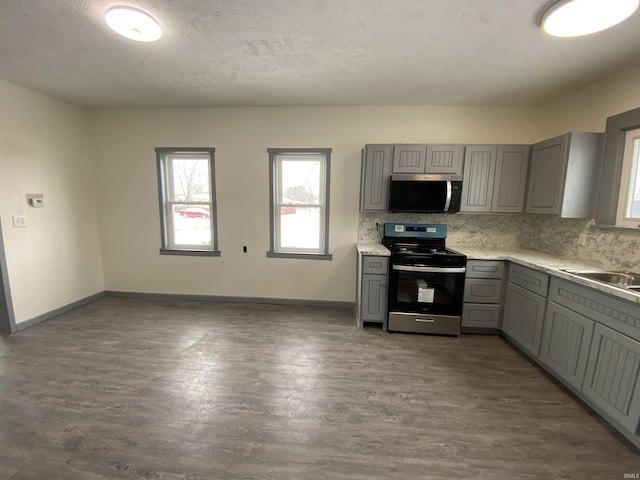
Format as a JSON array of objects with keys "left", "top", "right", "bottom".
[{"left": 0, "top": 297, "right": 638, "bottom": 479}]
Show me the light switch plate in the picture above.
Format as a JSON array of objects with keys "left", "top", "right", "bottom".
[{"left": 12, "top": 215, "right": 27, "bottom": 228}]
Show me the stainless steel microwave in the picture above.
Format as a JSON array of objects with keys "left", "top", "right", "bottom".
[{"left": 388, "top": 174, "right": 463, "bottom": 213}]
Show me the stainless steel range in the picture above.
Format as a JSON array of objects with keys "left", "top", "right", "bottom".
[{"left": 383, "top": 223, "right": 467, "bottom": 336}]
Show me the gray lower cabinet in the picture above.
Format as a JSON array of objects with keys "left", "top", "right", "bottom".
[
  {"left": 525, "top": 132, "right": 603, "bottom": 218},
  {"left": 502, "top": 265, "right": 549, "bottom": 357},
  {"left": 360, "top": 144, "right": 393, "bottom": 212},
  {"left": 460, "top": 145, "right": 529, "bottom": 214},
  {"left": 356, "top": 254, "right": 389, "bottom": 328},
  {"left": 539, "top": 301, "right": 594, "bottom": 392},
  {"left": 526, "top": 275, "right": 640, "bottom": 447},
  {"left": 462, "top": 260, "right": 504, "bottom": 331},
  {"left": 583, "top": 323, "right": 640, "bottom": 437}
]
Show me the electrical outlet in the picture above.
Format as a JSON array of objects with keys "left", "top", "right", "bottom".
[
  {"left": 12, "top": 215, "right": 27, "bottom": 228},
  {"left": 578, "top": 233, "right": 587, "bottom": 246}
]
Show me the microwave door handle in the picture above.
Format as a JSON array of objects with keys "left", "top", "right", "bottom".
[
  {"left": 392, "top": 265, "right": 466, "bottom": 273},
  {"left": 443, "top": 180, "right": 452, "bottom": 211}
]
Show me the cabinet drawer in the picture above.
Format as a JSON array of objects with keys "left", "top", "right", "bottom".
[
  {"left": 388, "top": 312, "right": 460, "bottom": 336},
  {"left": 362, "top": 256, "right": 389, "bottom": 275},
  {"left": 462, "top": 304, "right": 501, "bottom": 329},
  {"left": 463, "top": 278, "right": 503, "bottom": 303},
  {"left": 509, "top": 264, "right": 549, "bottom": 297},
  {"left": 466, "top": 260, "right": 504, "bottom": 279}
]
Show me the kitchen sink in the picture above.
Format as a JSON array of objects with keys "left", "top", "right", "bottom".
[{"left": 562, "top": 269, "right": 640, "bottom": 289}]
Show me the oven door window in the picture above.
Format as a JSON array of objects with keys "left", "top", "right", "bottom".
[{"left": 389, "top": 267, "right": 465, "bottom": 315}]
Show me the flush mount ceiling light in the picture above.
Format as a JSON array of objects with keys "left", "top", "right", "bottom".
[
  {"left": 542, "top": 0, "right": 639, "bottom": 37},
  {"left": 105, "top": 7, "right": 162, "bottom": 42}
]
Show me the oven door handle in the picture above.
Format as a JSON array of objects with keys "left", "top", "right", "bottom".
[{"left": 392, "top": 265, "right": 466, "bottom": 273}]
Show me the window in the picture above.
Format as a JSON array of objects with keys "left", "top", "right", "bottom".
[
  {"left": 617, "top": 127, "right": 640, "bottom": 227},
  {"left": 156, "top": 148, "right": 220, "bottom": 256},
  {"left": 267, "top": 148, "right": 332, "bottom": 260},
  {"left": 597, "top": 106, "right": 640, "bottom": 227}
]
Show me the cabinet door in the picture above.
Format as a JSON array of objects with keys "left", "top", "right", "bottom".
[
  {"left": 583, "top": 323, "right": 640, "bottom": 436},
  {"left": 425, "top": 144, "right": 465, "bottom": 174},
  {"left": 392, "top": 145, "right": 427, "bottom": 173},
  {"left": 360, "top": 145, "right": 393, "bottom": 211},
  {"left": 525, "top": 134, "right": 568, "bottom": 215},
  {"left": 539, "top": 302, "right": 594, "bottom": 392},
  {"left": 361, "top": 273, "right": 387, "bottom": 323},
  {"left": 492, "top": 145, "right": 530, "bottom": 213},
  {"left": 460, "top": 145, "right": 497, "bottom": 213},
  {"left": 502, "top": 283, "right": 546, "bottom": 358}
]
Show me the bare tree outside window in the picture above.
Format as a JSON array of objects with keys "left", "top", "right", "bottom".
[{"left": 173, "top": 159, "right": 210, "bottom": 202}]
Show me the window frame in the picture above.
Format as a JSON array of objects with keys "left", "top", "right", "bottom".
[
  {"left": 267, "top": 148, "right": 332, "bottom": 260},
  {"left": 596, "top": 106, "right": 640, "bottom": 228},
  {"left": 616, "top": 127, "right": 640, "bottom": 227},
  {"left": 156, "top": 147, "right": 220, "bottom": 256}
]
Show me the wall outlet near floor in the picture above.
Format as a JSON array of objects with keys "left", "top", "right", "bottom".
[
  {"left": 12, "top": 215, "right": 27, "bottom": 228},
  {"left": 578, "top": 233, "right": 587, "bottom": 246}
]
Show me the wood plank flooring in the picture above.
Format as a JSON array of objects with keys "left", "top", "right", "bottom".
[{"left": 0, "top": 296, "right": 638, "bottom": 479}]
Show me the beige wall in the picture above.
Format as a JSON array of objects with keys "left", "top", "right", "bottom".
[
  {"left": 0, "top": 79, "right": 104, "bottom": 324},
  {"left": 531, "top": 59, "right": 640, "bottom": 268},
  {"left": 542, "top": 61, "right": 640, "bottom": 136},
  {"left": 3, "top": 56, "right": 640, "bottom": 314},
  {"left": 90, "top": 106, "right": 543, "bottom": 302}
]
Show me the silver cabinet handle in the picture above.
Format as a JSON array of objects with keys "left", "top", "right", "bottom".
[{"left": 415, "top": 318, "right": 435, "bottom": 323}]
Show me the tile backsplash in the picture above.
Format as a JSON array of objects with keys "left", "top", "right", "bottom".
[{"left": 358, "top": 213, "right": 640, "bottom": 271}]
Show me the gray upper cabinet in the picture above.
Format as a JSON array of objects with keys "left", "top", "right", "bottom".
[
  {"left": 360, "top": 144, "right": 393, "bottom": 212},
  {"left": 492, "top": 145, "right": 530, "bottom": 213},
  {"left": 392, "top": 144, "right": 465, "bottom": 174},
  {"left": 525, "top": 132, "right": 603, "bottom": 218},
  {"left": 460, "top": 145, "right": 529, "bottom": 214},
  {"left": 392, "top": 145, "right": 427, "bottom": 173},
  {"left": 460, "top": 146, "right": 497, "bottom": 213},
  {"left": 425, "top": 145, "right": 465, "bottom": 174}
]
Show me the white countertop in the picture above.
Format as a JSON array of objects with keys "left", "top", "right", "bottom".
[
  {"left": 357, "top": 242, "right": 640, "bottom": 305},
  {"left": 452, "top": 245, "right": 640, "bottom": 305},
  {"left": 357, "top": 243, "right": 391, "bottom": 256}
]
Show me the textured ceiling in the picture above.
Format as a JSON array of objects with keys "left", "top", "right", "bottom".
[{"left": 1, "top": 0, "right": 640, "bottom": 108}]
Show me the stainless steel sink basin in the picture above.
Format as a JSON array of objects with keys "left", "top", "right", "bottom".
[{"left": 562, "top": 269, "right": 640, "bottom": 289}]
